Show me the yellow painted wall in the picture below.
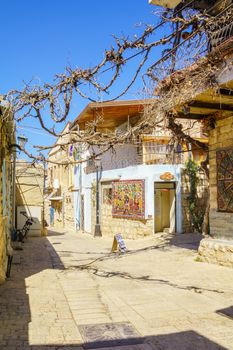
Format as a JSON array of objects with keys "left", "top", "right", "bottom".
[
  {"left": 16, "top": 162, "right": 44, "bottom": 207},
  {"left": 16, "top": 161, "right": 45, "bottom": 236},
  {"left": 0, "top": 110, "right": 15, "bottom": 284}
]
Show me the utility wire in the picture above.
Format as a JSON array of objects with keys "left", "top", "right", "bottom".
[{"left": 17, "top": 126, "right": 56, "bottom": 138}]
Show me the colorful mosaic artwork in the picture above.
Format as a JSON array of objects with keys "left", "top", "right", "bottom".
[
  {"left": 216, "top": 148, "right": 233, "bottom": 213},
  {"left": 112, "top": 180, "right": 145, "bottom": 219}
]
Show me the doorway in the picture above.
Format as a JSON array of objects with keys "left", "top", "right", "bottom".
[
  {"left": 154, "top": 182, "right": 176, "bottom": 233},
  {"left": 50, "top": 206, "right": 55, "bottom": 226}
]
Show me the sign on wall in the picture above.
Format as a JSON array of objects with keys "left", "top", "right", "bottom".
[
  {"left": 112, "top": 180, "right": 145, "bottom": 219},
  {"left": 216, "top": 148, "right": 233, "bottom": 213},
  {"left": 160, "top": 172, "right": 174, "bottom": 181}
]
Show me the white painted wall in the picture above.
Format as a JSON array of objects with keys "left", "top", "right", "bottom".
[
  {"left": 100, "top": 144, "right": 141, "bottom": 171},
  {"left": 17, "top": 205, "right": 42, "bottom": 236},
  {"left": 79, "top": 163, "right": 183, "bottom": 235}
]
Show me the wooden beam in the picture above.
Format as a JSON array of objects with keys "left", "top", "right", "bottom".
[
  {"left": 175, "top": 112, "right": 204, "bottom": 120},
  {"left": 219, "top": 88, "right": 233, "bottom": 97},
  {"left": 188, "top": 101, "right": 233, "bottom": 112}
]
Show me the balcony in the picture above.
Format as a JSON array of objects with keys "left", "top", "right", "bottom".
[
  {"left": 148, "top": 0, "right": 181, "bottom": 8},
  {"left": 207, "top": 6, "right": 233, "bottom": 53},
  {"left": 149, "top": 1, "right": 233, "bottom": 55},
  {"left": 143, "top": 142, "right": 184, "bottom": 165}
]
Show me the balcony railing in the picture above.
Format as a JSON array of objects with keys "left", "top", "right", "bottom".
[
  {"left": 143, "top": 142, "right": 184, "bottom": 165},
  {"left": 207, "top": 4, "right": 233, "bottom": 52},
  {"left": 84, "top": 143, "right": 187, "bottom": 173}
]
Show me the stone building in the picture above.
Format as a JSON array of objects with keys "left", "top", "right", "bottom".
[
  {"left": 45, "top": 122, "right": 76, "bottom": 230},
  {"left": 198, "top": 98, "right": 233, "bottom": 267},
  {"left": 149, "top": 0, "right": 233, "bottom": 266},
  {"left": 70, "top": 100, "right": 208, "bottom": 238},
  {"left": 0, "top": 101, "right": 15, "bottom": 283},
  {"left": 45, "top": 100, "right": 207, "bottom": 237}
]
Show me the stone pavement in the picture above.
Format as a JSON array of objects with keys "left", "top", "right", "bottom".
[{"left": 0, "top": 229, "right": 233, "bottom": 350}]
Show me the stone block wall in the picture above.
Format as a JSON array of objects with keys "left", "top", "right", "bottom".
[
  {"left": 44, "top": 190, "right": 75, "bottom": 231},
  {"left": 64, "top": 191, "right": 75, "bottom": 230},
  {"left": 92, "top": 202, "right": 153, "bottom": 239},
  {"left": 102, "top": 204, "right": 153, "bottom": 238},
  {"left": 198, "top": 238, "right": 233, "bottom": 267},
  {"left": 46, "top": 126, "right": 76, "bottom": 231},
  {"left": 0, "top": 218, "right": 7, "bottom": 283},
  {"left": 209, "top": 115, "right": 233, "bottom": 240}
]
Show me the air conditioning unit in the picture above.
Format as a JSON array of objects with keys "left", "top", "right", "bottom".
[{"left": 53, "top": 179, "right": 60, "bottom": 189}]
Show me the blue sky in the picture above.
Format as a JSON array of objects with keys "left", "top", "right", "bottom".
[{"left": 0, "top": 0, "right": 159, "bottom": 156}]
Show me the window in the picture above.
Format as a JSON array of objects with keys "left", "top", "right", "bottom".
[
  {"left": 102, "top": 182, "right": 112, "bottom": 205},
  {"left": 143, "top": 141, "right": 169, "bottom": 164}
]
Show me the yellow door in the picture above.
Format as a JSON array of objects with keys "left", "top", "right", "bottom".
[{"left": 154, "top": 182, "right": 176, "bottom": 233}]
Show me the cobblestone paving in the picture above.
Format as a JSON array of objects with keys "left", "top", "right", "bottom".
[{"left": 0, "top": 230, "right": 233, "bottom": 350}]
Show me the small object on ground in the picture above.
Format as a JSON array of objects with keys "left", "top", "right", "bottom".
[{"left": 111, "top": 233, "right": 127, "bottom": 253}]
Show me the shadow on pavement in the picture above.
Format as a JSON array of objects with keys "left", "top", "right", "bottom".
[
  {"left": 0, "top": 232, "right": 227, "bottom": 350},
  {"left": 0, "top": 329, "right": 228, "bottom": 350},
  {"left": 164, "top": 233, "right": 203, "bottom": 251},
  {"left": 46, "top": 230, "right": 66, "bottom": 236},
  {"left": 216, "top": 305, "right": 233, "bottom": 320}
]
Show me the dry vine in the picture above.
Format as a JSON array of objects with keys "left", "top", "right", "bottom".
[{"left": 1, "top": 0, "right": 232, "bottom": 166}]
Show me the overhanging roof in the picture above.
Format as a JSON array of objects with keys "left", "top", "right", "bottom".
[
  {"left": 175, "top": 80, "right": 233, "bottom": 119},
  {"left": 156, "top": 43, "right": 233, "bottom": 120},
  {"left": 148, "top": 0, "right": 181, "bottom": 8},
  {"left": 70, "top": 99, "right": 155, "bottom": 131}
]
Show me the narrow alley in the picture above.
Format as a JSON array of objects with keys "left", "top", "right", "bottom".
[
  {"left": 1, "top": 230, "right": 233, "bottom": 350},
  {"left": 1, "top": 1, "right": 233, "bottom": 349}
]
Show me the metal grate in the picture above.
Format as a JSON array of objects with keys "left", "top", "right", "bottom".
[{"left": 79, "top": 322, "right": 142, "bottom": 349}]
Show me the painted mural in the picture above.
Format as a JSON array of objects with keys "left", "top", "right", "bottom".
[
  {"left": 112, "top": 180, "right": 145, "bottom": 219},
  {"left": 216, "top": 148, "right": 233, "bottom": 213}
]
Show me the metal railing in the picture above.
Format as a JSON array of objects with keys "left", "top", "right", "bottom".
[{"left": 207, "top": 4, "right": 233, "bottom": 51}]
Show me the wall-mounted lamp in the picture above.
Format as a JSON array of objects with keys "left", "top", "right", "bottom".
[{"left": 17, "top": 135, "right": 28, "bottom": 149}]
